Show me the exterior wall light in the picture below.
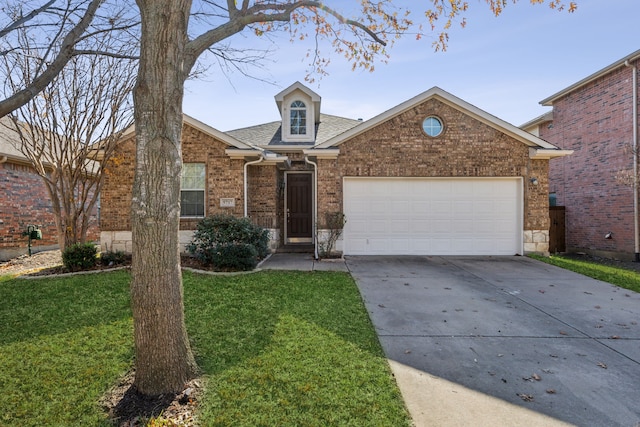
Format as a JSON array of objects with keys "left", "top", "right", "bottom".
[{"left": 530, "top": 177, "right": 539, "bottom": 185}]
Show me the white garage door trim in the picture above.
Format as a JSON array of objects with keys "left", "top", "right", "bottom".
[{"left": 343, "top": 177, "right": 523, "bottom": 256}]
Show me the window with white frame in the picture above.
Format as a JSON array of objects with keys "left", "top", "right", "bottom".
[
  {"left": 290, "top": 100, "right": 307, "bottom": 135},
  {"left": 181, "top": 163, "right": 205, "bottom": 217}
]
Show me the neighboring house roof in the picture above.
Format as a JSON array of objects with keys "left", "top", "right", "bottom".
[
  {"left": 226, "top": 113, "right": 362, "bottom": 147},
  {"left": 312, "top": 86, "right": 569, "bottom": 158},
  {"left": 0, "top": 116, "right": 28, "bottom": 163},
  {"left": 520, "top": 111, "right": 554, "bottom": 134},
  {"left": 540, "top": 49, "right": 640, "bottom": 106}
]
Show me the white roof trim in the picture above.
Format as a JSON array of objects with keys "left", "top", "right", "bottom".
[
  {"left": 225, "top": 148, "right": 289, "bottom": 165},
  {"left": 118, "top": 114, "right": 254, "bottom": 150},
  {"left": 540, "top": 49, "right": 640, "bottom": 106},
  {"left": 274, "top": 81, "right": 321, "bottom": 103},
  {"left": 303, "top": 148, "right": 340, "bottom": 159},
  {"left": 225, "top": 148, "right": 262, "bottom": 160},
  {"left": 520, "top": 111, "right": 553, "bottom": 130},
  {"left": 274, "top": 81, "right": 321, "bottom": 122},
  {"left": 529, "top": 148, "right": 573, "bottom": 160},
  {"left": 314, "top": 86, "right": 560, "bottom": 151}
]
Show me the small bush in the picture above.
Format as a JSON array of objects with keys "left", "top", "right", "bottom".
[
  {"left": 62, "top": 243, "right": 98, "bottom": 271},
  {"left": 187, "top": 214, "right": 270, "bottom": 270},
  {"left": 209, "top": 243, "right": 259, "bottom": 271},
  {"left": 99, "top": 250, "right": 129, "bottom": 266}
]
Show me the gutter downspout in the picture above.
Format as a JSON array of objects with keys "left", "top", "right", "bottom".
[
  {"left": 625, "top": 60, "right": 639, "bottom": 262},
  {"left": 305, "top": 156, "right": 319, "bottom": 260},
  {"left": 244, "top": 156, "right": 264, "bottom": 217}
]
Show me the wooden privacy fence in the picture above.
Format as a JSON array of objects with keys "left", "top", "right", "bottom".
[{"left": 549, "top": 206, "right": 566, "bottom": 253}]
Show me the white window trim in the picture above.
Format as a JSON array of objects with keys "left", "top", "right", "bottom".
[
  {"left": 180, "top": 163, "right": 206, "bottom": 218},
  {"left": 283, "top": 96, "right": 315, "bottom": 143}
]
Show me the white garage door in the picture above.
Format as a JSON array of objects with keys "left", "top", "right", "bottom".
[{"left": 343, "top": 178, "right": 522, "bottom": 255}]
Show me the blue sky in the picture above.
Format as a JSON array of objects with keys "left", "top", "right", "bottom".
[{"left": 183, "top": 0, "right": 640, "bottom": 132}]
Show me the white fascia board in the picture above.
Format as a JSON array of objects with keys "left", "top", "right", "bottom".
[
  {"left": 529, "top": 148, "right": 574, "bottom": 160},
  {"left": 256, "top": 145, "right": 313, "bottom": 152},
  {"left": 520, "top": 111, "right": 553, "bottom": 130},
  {"left": 225, "top": 149, "right": 289, "bottom": 164},
  {"left": 303, "top": 148, "right": 340, "bottom": 159},
  {"left": 225, "top": 148, "right": 262, "bottom": 160}
]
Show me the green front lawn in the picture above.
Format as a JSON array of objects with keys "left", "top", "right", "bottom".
[
  {"left": 0, "top": 270, "right": 410, "bottom": 426},
  {"left": 529, "top": 254, "right": 640, "bottom": 293}
]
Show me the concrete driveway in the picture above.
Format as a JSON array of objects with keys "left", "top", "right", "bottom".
[{"left": 345, "top": 256, "right": 640, "bottom": 427}]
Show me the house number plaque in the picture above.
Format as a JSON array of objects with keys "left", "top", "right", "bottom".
[{"left": 219, "top": 198, "right": 235, "bottom": 208}]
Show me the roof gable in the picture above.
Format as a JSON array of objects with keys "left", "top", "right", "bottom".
[
  {"left": 315, "top": 86, "right": 560, "bottom": 151},
  {"left": 274, "top": 81, "right": 321, "bottom": 123},
  {"left": 118, "top": 114, "right": 254, "bottom": 150}
]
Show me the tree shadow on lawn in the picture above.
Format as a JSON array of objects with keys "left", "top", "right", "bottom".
[{"left": 106, "top": 270, "right": 394, "bottom": 425}]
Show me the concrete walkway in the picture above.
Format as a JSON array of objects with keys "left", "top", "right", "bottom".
[
  {"left": 260, "top": 254, "right": 640, "bottom": 427},
  {"left": 258, "top": 252, "right": 349, "bottom": 272}
]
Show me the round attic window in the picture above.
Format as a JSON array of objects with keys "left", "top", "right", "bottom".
[{"left": 422, "top": 116, "right": 443, "bottom": 137}]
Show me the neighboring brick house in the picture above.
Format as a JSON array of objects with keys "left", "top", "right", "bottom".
[
  {"left": 0, "top": 117, "right": 100, "bottom": 260},
  {"left": 523, "top": 50, "right": 640, "bottom": 260},
  {"left": 101, "top": 82, "right": 569, "bottom": 256}
]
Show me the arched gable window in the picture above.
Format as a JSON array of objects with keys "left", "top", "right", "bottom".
[{"left": 290, "top": 100, "right": 307, "bottom": 135}]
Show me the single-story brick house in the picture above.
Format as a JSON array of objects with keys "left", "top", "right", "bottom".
[
  {"left": 0, "top": 117, "right": 98, "bottom": 260},
  {"left": 100, "top": 82, "right": 570, "bottom": 257},
  {"left": 522, "top": 49, "right": 640, "bottom": 260}
]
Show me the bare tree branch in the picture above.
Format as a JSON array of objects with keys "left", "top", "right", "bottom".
[
  {"left": 0, "top": 0, "right": 103, "bottom": 118},
  {"left": 0, "top": 0, "right": 56, "bottom": 38}
]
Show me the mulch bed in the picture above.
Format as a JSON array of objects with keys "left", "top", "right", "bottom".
[
  {"left": 100, "top": 371, "right": 203, "bottom": 426},
  {"left": 25, "top": 254, "right": 222, "bottom": 277}
]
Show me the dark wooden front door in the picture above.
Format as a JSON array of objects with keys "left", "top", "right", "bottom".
[
  {"left": 549, "top": 206, "right": 566, "bottom": 253},
  {"left": 286, "top": 173, "right": 313, "bottom": 242}
]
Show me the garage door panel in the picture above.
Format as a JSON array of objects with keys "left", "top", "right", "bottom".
[{"left": 343, "top": 178, "right": 522, "bottom": 255}]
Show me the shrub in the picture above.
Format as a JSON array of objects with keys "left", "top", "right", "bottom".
[
  {"left": 208, "top": 243, "right": 259, "bottom": 271},
  {"left": 62, "top": 242, "right": 98, "bottom": 271},
  {"left": 99, "top": 250, "right": 129, "bottom": 266},
  {"left": 187, "top": 214, "right": 270, "bottom": 270},
  {"left": 317, "top": 212, "right": 346, "bottom": 259}
]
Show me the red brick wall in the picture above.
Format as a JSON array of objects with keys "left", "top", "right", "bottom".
[
  {"left": 0, "top": 161, "right": 99, "bottom": 260},
  {"left": 542, "top": 60, "right": 638, "bottom": 257}
]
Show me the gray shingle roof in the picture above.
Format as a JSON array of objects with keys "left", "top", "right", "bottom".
[{"left": 226, "top": 113, "right": 361, "bottom": 147}]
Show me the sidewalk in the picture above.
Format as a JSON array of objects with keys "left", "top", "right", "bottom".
[{"left": 258, "top": 252, "right": 349, "bottom": 272}]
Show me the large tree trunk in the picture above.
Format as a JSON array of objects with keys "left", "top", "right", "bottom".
[{"left": 131, "top": 0, "right": 198, "bottom": 396}]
